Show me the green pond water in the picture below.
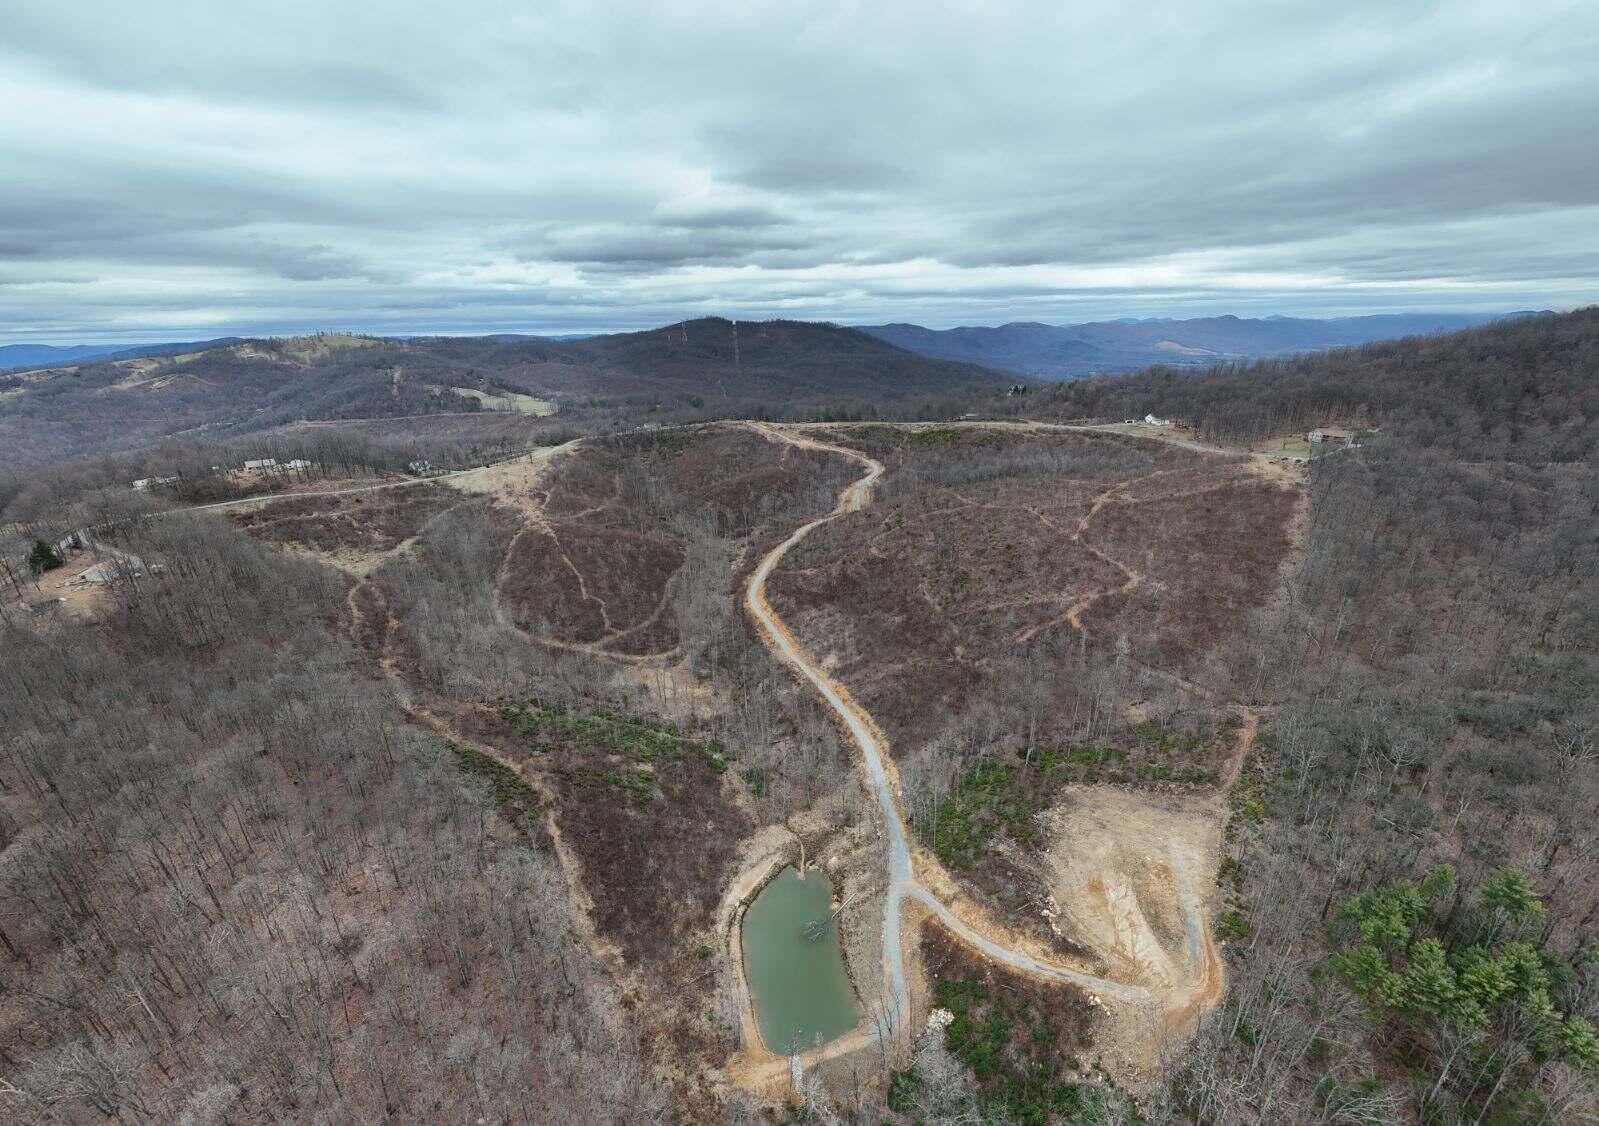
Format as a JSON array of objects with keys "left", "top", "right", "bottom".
[{"left": 742, "top": 866, "right": 862, "bottom": 1054}]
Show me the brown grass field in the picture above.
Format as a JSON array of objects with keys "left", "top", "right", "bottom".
[
  {"left": 499, "top": 426, "right": 856, "bottom": 658},
  {"left": 766, "top": 426, "right": 1298, "bottom": 754},
  {"left": 229, "top": 483, "right": 461, "bottom": 556}
]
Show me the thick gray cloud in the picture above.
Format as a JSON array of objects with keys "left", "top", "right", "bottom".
[{"left": 1, "top": 0, "right": 1596, "bottom": 342}]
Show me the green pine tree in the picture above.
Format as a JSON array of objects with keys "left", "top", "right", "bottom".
[{"left": 27, "top": 539, "right": 63, "bottom": 576}]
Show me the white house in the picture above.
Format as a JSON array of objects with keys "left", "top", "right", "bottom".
[
  {"left": 1308, "top": 427, "right": 1356, "bottom": 445},
  {"left": 131, "top": 475, "right": 179, "bottom": 491},
  {"left": 70, "top": 551, "right": 147, "bottom": 586},
  {"left": 1144, "top": 414, "right": 1172, "bottom": 427},
  {"left": 283, "top": 459, "right": 314, "bottom": 471},
  {"left": 243, "top": 458, "right": 279, "bottom": 470}
]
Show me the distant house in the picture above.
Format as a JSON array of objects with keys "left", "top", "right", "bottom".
[
  {"left": 407, "top": 459, "right": 432, "bottom": 474},
  {"left": 71, "top": 552, "right": 147, "bottom": 586},
  {"left": 243, "top": 458, "right": 278, "bottom": 470},
  {"left": 1308, "top": 427, "right": 1355, "bottom": 445},
  {"left": 282, "top": 459, "right": 314, "bottom": 471},
  {"left": 1144, "top": 414, "right": 1172, "bottom": 427},
  {"left": 132, "top": 475, "right": 179, "bottom": 491}
]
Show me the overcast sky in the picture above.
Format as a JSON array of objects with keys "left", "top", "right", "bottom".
[{"left": 2, "top": 0, "right": 1597, "bottom": 343}]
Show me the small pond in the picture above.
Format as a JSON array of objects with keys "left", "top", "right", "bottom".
[{"left": 742, "top": 866, "right": 861, "bottom": 1054}]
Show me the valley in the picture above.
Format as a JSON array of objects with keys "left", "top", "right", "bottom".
[{"left": 178, "top": 415, "right": 1302, "bottom": 1112}]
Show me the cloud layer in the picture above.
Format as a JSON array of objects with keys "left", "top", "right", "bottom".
[{"left": 2, "top": 0, "right": 1597, "bottom": 341}]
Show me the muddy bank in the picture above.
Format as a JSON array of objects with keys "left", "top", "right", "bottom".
[{"left": 717, "top": 820, "right": 888, "bottom": 1100}]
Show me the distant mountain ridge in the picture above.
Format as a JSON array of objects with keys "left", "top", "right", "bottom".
[
  {"left": 858, "top": 312, "right": 1544, "bottom": 379},
  {"left": 0, "top": 319, "right": 1007, "bottom": 468},
  {"left": 0, "top": 338, "right": 239, "bottom": 371}
]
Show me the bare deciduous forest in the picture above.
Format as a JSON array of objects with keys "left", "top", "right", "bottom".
[
  {"left": 1, "top": 309, "right": 1596, "bottom": 1123},
  {"left": 0, "top": 519, "right": 662, "bottom": 1122}
]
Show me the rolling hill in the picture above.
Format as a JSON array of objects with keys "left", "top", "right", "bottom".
[
  {"left": 859, "top": 312, "right": 1529, "bottom": 379},
  {"left": 1020, "top": 305, "right": 1597, "bottom": 461},
  {"left": 0, "top": 338, "right": 240, "bottom": 372},
  {"left": 0, "top": 319, "right": 1009, "bottom": 468}
]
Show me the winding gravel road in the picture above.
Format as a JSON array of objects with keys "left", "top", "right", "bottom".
[{"left": 742, "top": 424, "right": 1148, "bottom": 1046}]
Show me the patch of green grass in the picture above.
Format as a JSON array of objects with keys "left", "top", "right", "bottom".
[
  {"left": 599, "top": 767, "right": 655, "bottom": 805},
  {"left": 923, "top": 759, "right": 1044, "bottom": 869},
  {"left": 922, "top": 742, "right": 1218, "bottom": 867},
  {"left": 447, "top": 741, "right": 539, "bottom": 810},
  {"left": 1229, "top": 770, "right": 1269, "bottom": 824},
  {"left": 910, "top": 425, "right": 962, "bottom": 445},
  {"left": 1064, "top": 745, "right": 1123, "bottom": 767},
  {"left": 836, "top": 423, "right": 905, "bottom": 444},
  {"left": 647, "top": 429, "right": 694, "bottom": 455},
  {"left": 499, "top": 699, "right": 731, "bottom": 773},
  {"left": 1216, "top": 910, "right": 1253, "bottom": 940},
  {"left": 886, "top": 1068, "right": 923, "bottom": 1113},
  {"left": 1132, "top": 721, "right": 1209, "bottom": 756},
  {"left": 1217, "top": 856, "right": 1242, "bottom": 887}
]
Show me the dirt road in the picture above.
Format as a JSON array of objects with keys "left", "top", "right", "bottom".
[{"left": 742, "top": 423, "right": 1150, "bottom": 1051}]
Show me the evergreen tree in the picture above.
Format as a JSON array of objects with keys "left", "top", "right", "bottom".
[{"left": 27, "top": 538, "right": 63, "bottom": 576}]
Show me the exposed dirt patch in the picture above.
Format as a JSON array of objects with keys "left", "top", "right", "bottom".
[
  {"left": 1039, "top": 786, "right": 1226, "bottom": 1052},
  {"left": 3, "top": 548, "right": 116, "bottom": 619},
  {"left": 442, "top": 444, "right": 571, "bottom": 514}
]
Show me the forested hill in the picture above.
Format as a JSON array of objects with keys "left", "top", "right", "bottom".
[
  {"left": 1101, "top": 308, "right": 1598, "bottom": 1120},
  {"left": 1022, "top": 306, "right": 1597, "bottom": 462},
  {"left": 0, "top": 319, "right": 1009, "bottom": 468},
  {"left": 437, "top": 318, "right": 1010, "bottom": 401},
  {"left": 860, "top": 311, "right": 1516, "bottom": 379}
]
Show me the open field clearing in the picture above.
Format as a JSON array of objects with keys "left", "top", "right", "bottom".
[
  {"left": 228, "top": 484, "right": 462, "bottom": 566},
  {"left": 1, "top": 546, "right": 119, "bottom": 619},
  {"left": 767, "top": 425, "right": 1299, "bottom": 752},
  {"left": 449, "top": 386, "right": 557, "bottom": 414}
]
